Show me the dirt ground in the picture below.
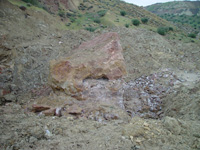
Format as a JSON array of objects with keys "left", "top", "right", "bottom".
[{"left": 0, "top": 1, "right": 200, "bottom": 150}]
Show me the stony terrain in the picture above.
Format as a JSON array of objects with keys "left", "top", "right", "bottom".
[{"left": 0, "top": 0, "right": 200, "bottom": 150}]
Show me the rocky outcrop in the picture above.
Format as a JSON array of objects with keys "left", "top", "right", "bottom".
[{"left": 49, "top": 32, "right": 127, "bottom": 97}]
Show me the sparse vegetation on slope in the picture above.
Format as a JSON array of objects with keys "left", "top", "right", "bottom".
[
  {"left": 146, "top": 1, "right": 200, "bottom": 35},
  {"left": 132, "top": 19, "right": 140, "bottom": 26}
]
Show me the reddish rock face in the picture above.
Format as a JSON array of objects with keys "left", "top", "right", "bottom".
[{"left": 49, "top": 32, "right": 127, "bottom": 97}]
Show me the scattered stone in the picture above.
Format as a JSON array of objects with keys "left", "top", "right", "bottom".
[
  {"left": 29, "top": 136, "right": 37, "bottom": 144},
  {"left": 68, "top": 104, "right": 82, "bottom": 115},
  {"left": 3, "top": 94, "right": 16, "bottom": 102},
  {"left": 42, "top": 108, "right": 55, "bottom": 116},
  {"left": 163, "top": 116, "right": 181, "bottom": 135},
  {"left": 123, "top": 70, "right": 178, "bottom": 119},
  {"left": 32, "top": 104, "right": 51, "bottom": 112},
  {"left": 55, "top": 107, "right": 62, "bottom": 117},
  {"left": 104, "top": 113, "right": 119, "bottom": 120},
  {"left": 19, "top": 6, "right": 26, "bottom": 11},
  {"left": 44, "top": 128, "right": 53, "bottom": 138}
]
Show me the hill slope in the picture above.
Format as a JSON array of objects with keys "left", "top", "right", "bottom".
[
  {"left": 146, "top": 1, "right": 200, "bottom": 34},
  {"left": 0, "top": 0, "right": 200, "bottom": 150},
  {"left": 10, "top": 0, "right": 173, "bottom": 31}
]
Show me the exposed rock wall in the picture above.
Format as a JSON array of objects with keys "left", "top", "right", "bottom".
[{"left": 49, "top": 32, "right": 127, "bottom": 97}]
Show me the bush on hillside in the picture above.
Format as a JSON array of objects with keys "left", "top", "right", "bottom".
[
  {"left": 120, "top": 10, "right": 126, "bottom": 16},
  {"left": 132, "top": 19, "right": 140, "bottom": 26},
  {"left": 22, "top": 0, "right": 39, "bottom": 7},
  {"left": 188, "top": 33, "right": 196, "bottom": 38},
  {"left": 141, "top": 18, "right": 148, "bottom": 24},
  {"left": 169, "top": 27, "right": 174, "bottom": 31},
  {"left": 125, "top": 23, "right": 129, "bottom": 28},
  {"left": 69, "top": 17, "right": 76, "bottom": 22},
  {"left": 157, "top": 26, "right": 173, "bottom": 36},
  {"left": 94, "top": 18, "right": 101, "bottom": 24},
  {"left": 97, "top": 10, "right": 107, "bottom": 17},
  {"left": 58, "top": 10, "right": 65, "bottom": 17},
  {"left": 157, "top": 27, "right": 167, "bottom": 35},
  {"left": 85, "top": 27, "right": 97, "bottom": 32}
]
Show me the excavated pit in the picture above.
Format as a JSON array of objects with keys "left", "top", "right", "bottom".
[
  {"left": 31, "top": 69, "right": 183, "bottom": 122},
  {"left": 79, "top": 68, "right": 179, "bottom": 120}
]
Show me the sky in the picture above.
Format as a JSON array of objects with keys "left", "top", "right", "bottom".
[{"left": 123, "top": 0, "right": 186, "bottom": 6}]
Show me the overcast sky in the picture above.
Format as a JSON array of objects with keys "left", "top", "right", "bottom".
[{"left": 123, "top": 0, "right": 186, "bottom": 6}]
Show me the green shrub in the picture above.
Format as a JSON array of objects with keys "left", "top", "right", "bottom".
[
  {"left": 141, "top": 18, "right": 148, "bottom": 24},
  {"left": 120, "top": 10, "right": 126, "bottom": 16},
  {"left": 188, "top": 33, "right": 196, "bottom": 38},
  {"left": 66, "top": 12, "right": 74, "bottom": 17},
  {"left": 157, "top": 27, "right": 167, "bottom": 35},
  {"left": 157, "top": 26, "right": 173, "bottom": 35},
  {"left": 22, "top": 0, "right": 39, "bottom": 6},
  {"left": 132, "top": 19, "right": 140, "bottom": 26},
  {"left": 69, "top": 17, "right": 76, "bottom": 22},
  {"left": 58, "top": 10, "right": 65, "bottom": 17},
  {"left": 97, "top": 10, "right": 107, "bottom": 17},
  {"left": 66, "top": 23, "right": 71, "bottom": 26},
  {"left": 125, "top": 23, "right": 129, "bottom": 28},
  {"left": 169, "top": 27, "right": 174, "bottom": 31},
  {"left": 85, "top": 27, "right": 97, "bottom": 32},
  {"left": 94, "top": 18, "right": 101, "bottom": 24},
  {"left": 78, "top": 14, "right": 82, "bottom": 17}
]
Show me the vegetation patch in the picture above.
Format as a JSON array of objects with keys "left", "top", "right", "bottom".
[
  {"left": 157, "top": 27, "right": 168, "bottom": 35},
  {"left": 141, "top": 18, "right": 148, "bottom": 24},
  {"left": 159, "top": 14, "right": 200, "bottom": 31},
  {"left": 94, "top": 18, "right": 101, "bottom": 24},
  {"left": 22, "top": 0, "right": 39, "bottom": 6},
  {"left": 188, "top": 33, "right": 196, "bottom": 38},
  {"left": 120, "top": 10, "right": 126, "bottom": 16},
  {"left": 157, "top": 26, "right": 174, "bottom": 35},
  {"left": 85, "top": 27, "right": 97, "bottom": 32},
  {"left": 97, "top": 10, "right": 107, "bottom": 17},
  {"left": 132, "top": 19, "right": 140, "bottom": 26},
  {"left": 125, "top": 23, "right": 129, "bottom": 28},
  {"left": 58, "top": 9, "right": 65, "bottom": 17}
]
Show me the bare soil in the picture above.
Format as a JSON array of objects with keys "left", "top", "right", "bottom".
[{"left": 0, "top": 1, "right": 200, "bottom": 150}]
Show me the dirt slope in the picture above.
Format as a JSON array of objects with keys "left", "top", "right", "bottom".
[{"left": 0, "top": 0, "right": 200, "bottom": 150}]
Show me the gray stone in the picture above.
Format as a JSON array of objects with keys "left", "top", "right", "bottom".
[
  {"left": 4, "top": 94, "right": 16, "bottom": 102},
  {"left": 163, "top": 116, "right": 181, "bottom": 135}
]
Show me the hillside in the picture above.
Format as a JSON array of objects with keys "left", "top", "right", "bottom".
[
  {"left": 9, "top": 0, "right": 174, "bottom": 31},
  {"left": 0, "top": 0, "right": 200, "bottom": 150},
  {"left": 146, "top": 1, "right": 200, "bottom": 35}
]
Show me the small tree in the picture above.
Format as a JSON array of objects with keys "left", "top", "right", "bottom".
[
  {"left": 141, "top": 18, "right": 148, "bottom": 24},
  {"left": 120, "top": 10, "right": 126, "bottom": 16},
  {"left": 132, "top": 19, "right": 140, "bottom": 26}
]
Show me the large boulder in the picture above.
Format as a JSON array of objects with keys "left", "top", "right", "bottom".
[{"left": 49, "top": 32, "right": 127, "bottom": 97}]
